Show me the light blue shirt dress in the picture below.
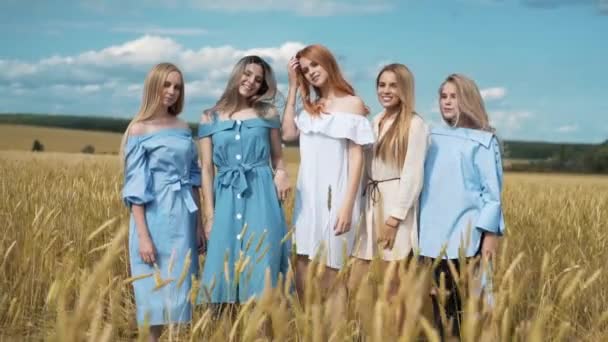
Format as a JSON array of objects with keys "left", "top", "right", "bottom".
[{"left": 418, "top": 126, "right": 505, "bottom": 259}]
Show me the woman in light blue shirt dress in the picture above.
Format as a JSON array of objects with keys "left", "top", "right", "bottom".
[
  {"left": 121, "top": 63, "right": 201, "bottom": 341},
  {"left": 419, "top": 74, "right": 505, "bottom": 340},
  {"left": 197, "top": 56, "right": 291, "bottom": 306}
]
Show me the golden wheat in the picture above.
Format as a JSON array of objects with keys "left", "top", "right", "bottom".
[{"left": 1, "top": 151, "right": 607, "bottom": 341}]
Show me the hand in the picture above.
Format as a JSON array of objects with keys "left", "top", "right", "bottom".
[
  {"left": 377, "top": 218, "right": 399, "bottom": 250},
  {"left": 287, "top": 56, "right": 300, "bottom": 88},
  {"left": 196, "top": 224, "right": 206, "bottom": 255},
  {"left": 274, "top": 169, "right": 291, "bottom": 201},
  {"left": 334, "top": 206, "right": 353, "bottom": 236},
  {"left": 481, "top": 232, "right": 500, "bottom": 261},
  {"left": 204, "top": 217, "right": 214, "bottom": 240},
  {"left": 138, "top": 235, "right": 157, "bottom": 265}
]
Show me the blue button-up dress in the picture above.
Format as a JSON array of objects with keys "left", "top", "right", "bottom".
[
  {"left": 197, "top": 114, "right": 290, "bottom": 303},
  {"left": 418, "top": 126, "right": 505, "bottom": 259},
  {"left": 122, "top": 127, "right": 201, "bottom": 326}
]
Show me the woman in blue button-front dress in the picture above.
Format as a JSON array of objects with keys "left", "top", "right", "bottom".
[
  {"left": 121, "top": 63, "right": 201, "bottom": 341},
  {"left": 197, "top": 56, "right": 291, "bottom": 305}
]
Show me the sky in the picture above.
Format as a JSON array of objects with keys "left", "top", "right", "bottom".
[{"left": 1, "top": 0, "right": 607, "bottom": 143}]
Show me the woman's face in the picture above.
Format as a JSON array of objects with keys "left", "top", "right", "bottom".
[
  {"left": 161, "top": 71, "right": 182, "bottom": 108},
  {"left": 299, "top": 56, "right": 328, "bottom": 88},
  {"left": 439, "top": 81, "right": 459, "bottom": 121},
  {"left": 376, "top": 71, "right": 401, "bottom": 110},
  {"left": 238, "top": 63, "right": 264, "bottom": 99}
]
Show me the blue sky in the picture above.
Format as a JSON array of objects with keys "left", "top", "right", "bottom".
[{"left": 1, "top": 0, "right": 607, "bottom": 143}]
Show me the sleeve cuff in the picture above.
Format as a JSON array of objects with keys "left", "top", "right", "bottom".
[{"left": 475, "top": 201, "right": 504, "bottom": 235}]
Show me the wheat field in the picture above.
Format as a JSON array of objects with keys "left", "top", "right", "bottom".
[{"left": 1, "top": 149, "right": 607, "bottom": 341}]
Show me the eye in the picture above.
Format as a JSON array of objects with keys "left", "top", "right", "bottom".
[
  {"left": 163, "top": 81, "right": 171, "bottom": 88},
  {"left": 310, "top": 61, "right": 318, "bottom": 67},
  {"left": 301, "top": 67, "right": 309, "bottom": 74},
  {"left": 174, "top": 84, "right": 182, "bottom": 91},
  {"left": 255, "top": 77, "right": 263, "bottom": 84}
]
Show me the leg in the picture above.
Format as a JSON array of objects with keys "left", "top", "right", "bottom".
[
  {"left": 347, "top": 257, "right": 370, "bottom": 294},
  {"left": 431, "top": 259, "right": 462, "bottom": 341},
  {"left": 149, "top": 325, "right": 163, "bottom": 342},
  {"left": 295, "top": 254, "right": 310, "bottom": 305}
]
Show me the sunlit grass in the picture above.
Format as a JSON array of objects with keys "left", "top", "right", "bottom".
[{"left": 1, "top": 151, "right": 607, "bottom": 341}]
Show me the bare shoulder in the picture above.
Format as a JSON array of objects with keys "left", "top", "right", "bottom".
[
  {"left": 175, "top": 118, "right": 190, "bottom": 129},
  {"left": 128, "top": 121, "right": 148, "bottom": 136},
  {"left": 340, "top": 95, "right": 367, "bottom": 116}
]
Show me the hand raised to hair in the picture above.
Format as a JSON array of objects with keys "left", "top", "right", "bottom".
[{"left": 287, "top": 56, "right": 300, "bottom": 88}]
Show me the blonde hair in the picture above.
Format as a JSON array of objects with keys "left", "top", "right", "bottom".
[
  {"left": 209, "top": 55, "right": 277, "bottom": 118},
  {"left": 119, "top": 62, "right": 184, "bottom": 159},
  {"left": 375, "top": 64, "right": 416, "bottom": 168},
  {"left": 439, "top": 74, "right": 494, "bottom": 132},
  {"left": 296, "top": 44, "right": 367, "bottom": 116}
]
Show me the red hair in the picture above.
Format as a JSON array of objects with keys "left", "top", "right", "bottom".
[{"left": 296, "top": 44, "right": 359, "bottom": 116}]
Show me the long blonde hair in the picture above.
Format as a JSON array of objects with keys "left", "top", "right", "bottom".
[
  {"left": 375, "top": 64, "right": 416, "bottom": 168},
  {"left": 119, "top": 62, "right": 184, "bottom": 159},
  {"left": 209, "top": 55, "right": 277, "bottom": 118},
  {"left": 296, "top": 44, "right": 366, "bottom": 116},
  {"left": 439, "top": 74, "right": 494, "bottom": 132}
]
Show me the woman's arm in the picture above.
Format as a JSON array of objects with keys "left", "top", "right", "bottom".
[
  {"left": 281, "top": 57, "right": 300, "bottom": 142},
  {"left": 199, "top": 135, "right": 215, "bottom": 239},
  {"left": 270, "top": 127, "right": 291, "bottom": 201},
  {"left": 334, "top": 141, "right": 364, "bottom": 235},
  {"left": 387, "top": 118, "right": 429, "bottom": 224}
]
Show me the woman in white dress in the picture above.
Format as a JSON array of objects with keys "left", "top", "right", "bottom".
[
  {"left": 282, "top": 44, "right": 374, "bottom": 300},
  {"left": 349, "top": 63, "right": 429, "bottom": 296}
]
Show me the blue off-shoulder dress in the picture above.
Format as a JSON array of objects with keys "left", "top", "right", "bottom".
[
  {"left": 197, "top": 114, "right": 290, "bottom": 304},
  {"left": 122, "top": 128, "right": 201, "bottom": 326}
]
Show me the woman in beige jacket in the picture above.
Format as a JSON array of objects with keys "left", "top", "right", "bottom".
[{"left": 350, "top": 63, "right": 429, "bottom": 295}]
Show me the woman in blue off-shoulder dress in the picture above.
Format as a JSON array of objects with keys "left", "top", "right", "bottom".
[
  {"left": 121, "top": 63, "right": 201, "bottom": 341},
  {"left": 197, "top": 56, "right": 291, "bottom": 305}
]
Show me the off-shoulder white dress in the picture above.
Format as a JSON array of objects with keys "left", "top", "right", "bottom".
[{"left": 293, "top": 110, "right": 375, "bottom": 269}]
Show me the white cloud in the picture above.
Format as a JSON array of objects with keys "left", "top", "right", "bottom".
[
  {"left": 0, "top": 36, "right": 306, "bottom": 116},
  {"left": 556, "top": 124, "right": 579, "bottom": 133},
  {"left": 480, "top": 87, "right": 507, "bottom": 101},
  {"left": 490, "top": 110, "right": 533, "bottom": 135}
]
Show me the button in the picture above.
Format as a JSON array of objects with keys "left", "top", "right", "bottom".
[
  {"left": 236, "top": 193, "right": 242, "bottom": 199},
  {"left": 236, "top": 234, "right": 242, "bottom": 240},
  {"left": 236, "top": 120, "right": 242, "bottom": 125},
  {"left": 236, "top": 154, "right": 242, "bottom": 160},
  {"left": 236, "top": 213, "right": 242, "bottom": 220},
  {"left": 235, "top": 134, "right": 241, "bottom": 140}
]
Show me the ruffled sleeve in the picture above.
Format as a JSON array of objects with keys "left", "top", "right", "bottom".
[
  {"left": 190, "top": 140, "right": 202, "bottom": 187},
  {"left": 296, "top": 111, "right": 375, "bottom": 146},
  {"left": 474, "top": 136, "right": 505, "bottom": 235},
  {"left": 122, "top": 137, "right": 154, "bottom": 208}
]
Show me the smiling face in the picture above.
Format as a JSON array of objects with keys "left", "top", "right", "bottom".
[
  {"left": 439, "top": 81, "right": 459, "bottom": 121},
  {"left": 376, "top": 70, "right": 401, "bottom": 110},
  {"left": 161, "top": 71, "right": 182, "bottom": 109},
  {"left": 298, "top": 56, "right": 329, "bottom": 88},
  {"left": 238, "top": 63, "right": 264, "bottom": 99}
]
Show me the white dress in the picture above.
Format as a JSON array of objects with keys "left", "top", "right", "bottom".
[{"left": 293, "top": 110, "right": 375, "bottom": 269}]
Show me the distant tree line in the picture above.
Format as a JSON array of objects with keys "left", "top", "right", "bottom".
[{"left": 3, "top": 113, "right": 607, "bottom": 173}]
